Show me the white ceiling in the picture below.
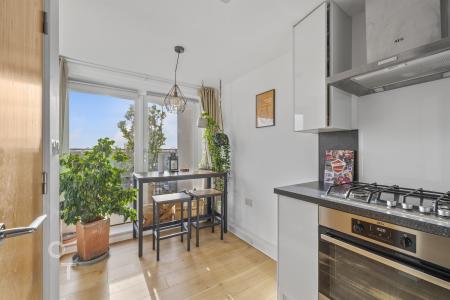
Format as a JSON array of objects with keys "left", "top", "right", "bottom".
[{"left": 59, "top": 0, "right": 321, "bottom": 87}]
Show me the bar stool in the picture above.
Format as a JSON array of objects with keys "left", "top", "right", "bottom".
[
  {"left": 188, "top": 189, "right": 224, "bottom": 247},
  {"left": 152, "top": 192, "right": 192, "bottom": 261}
]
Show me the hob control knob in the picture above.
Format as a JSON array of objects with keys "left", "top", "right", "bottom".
[
  {"left": 353, "top": 223, "right": 364, "bottom": 234},
  {"left": 400, "top": 235, "right": 413, "bottom": 249}
]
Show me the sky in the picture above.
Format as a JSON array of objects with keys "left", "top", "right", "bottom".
[{"left": 69, "top": 91, "right": 177, "bottom": 149}]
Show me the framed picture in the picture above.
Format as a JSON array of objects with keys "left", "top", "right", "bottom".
[{"left": 256, "top": 89, "right": 275, "bottom": 128}]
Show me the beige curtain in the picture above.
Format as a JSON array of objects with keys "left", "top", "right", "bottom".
[
  {"left": 59, "top": 57, "right": 69, "bottom": 153},
  {"left": 200, "top": 86, "right": 222, "bottom": 129}
]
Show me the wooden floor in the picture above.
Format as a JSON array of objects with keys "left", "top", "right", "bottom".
[{"left": 60, "top": 231, "right": 276, "bottom": 300}]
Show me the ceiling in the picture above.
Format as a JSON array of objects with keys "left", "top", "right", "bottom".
[{"left": 59, "top": 0, "right": 321, "bottom": 87}]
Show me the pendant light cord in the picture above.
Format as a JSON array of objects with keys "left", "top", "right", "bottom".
[{"left": 174, "top": 52, "right": 180, "bottom": 85}]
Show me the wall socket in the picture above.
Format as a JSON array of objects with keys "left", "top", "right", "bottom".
[{"left": 245, "top": 197, "right": 253, "bottom": 207}]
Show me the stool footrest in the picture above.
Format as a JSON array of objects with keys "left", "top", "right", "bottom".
[
  {"left": 158, "top": 230, "right": 188, "bottom": 241},
  {"left": 192, "top": 220, "right": 221, "bottom": 229},
  {"left": 154, "top": 222, "right": 183, "bottom": 231}
]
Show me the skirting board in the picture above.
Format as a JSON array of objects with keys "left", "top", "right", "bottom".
[
  {"left": 62, "top": 222, "right": 278, "bottom": 261},
  {"left": 227, "top": 223, "right": 277, "bottom": 261}
]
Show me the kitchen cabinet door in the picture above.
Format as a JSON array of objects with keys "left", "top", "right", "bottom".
[
  {"left": 277, "top": 195, "right": 318, "bottom": 300},
  {"left": 294, "top": 2, "right": 327, "bottom": 132}
]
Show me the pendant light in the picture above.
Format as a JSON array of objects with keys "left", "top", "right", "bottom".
[{"left": 164, "top": 46, "right": 187, "bottom": 113}]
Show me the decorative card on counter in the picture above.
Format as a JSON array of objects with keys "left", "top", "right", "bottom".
[{"left": 324, "top": 150, "right": 354, "bottom": 184}]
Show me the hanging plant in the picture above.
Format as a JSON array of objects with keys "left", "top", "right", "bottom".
[{"left": 202, "top": 112, "right": 230, "bottom": 191}]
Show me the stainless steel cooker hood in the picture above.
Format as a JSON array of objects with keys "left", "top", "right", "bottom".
[
  {"left": 328, "top": 39, "right": 450, "bottom": 96},
  {"left": 327, "top": 0, "right": 450, "bottom": 96}
]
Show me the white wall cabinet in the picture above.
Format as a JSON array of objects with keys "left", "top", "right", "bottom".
[
  {"left": 277, "top": 195, "right": 318, "bottom": 300},
  {"left": 293, "top": 1, "right": 354, "bottom": 133}
]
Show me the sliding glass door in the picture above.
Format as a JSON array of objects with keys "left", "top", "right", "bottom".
[
  {"left": 65, "top": 88, "right": 137, "bottom": 238},
  {"left": 63, "top": 85, "right": 201, "bottom": 242}
]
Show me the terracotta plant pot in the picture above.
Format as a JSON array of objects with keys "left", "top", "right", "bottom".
[{"left": 76, "top": 218, "right": 110, "bottom": 261}]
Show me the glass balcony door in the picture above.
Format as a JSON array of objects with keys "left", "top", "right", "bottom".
[{"left": 66, "top": 86, "right": 137, "bottom": 235}]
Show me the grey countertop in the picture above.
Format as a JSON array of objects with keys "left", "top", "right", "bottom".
[{"left": 274, "top": 181, "right": 450, "bottom": 237}]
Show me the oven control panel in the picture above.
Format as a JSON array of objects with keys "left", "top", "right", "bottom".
[{"left": 351, "top": 219, "right": 416, "bottom": 253}]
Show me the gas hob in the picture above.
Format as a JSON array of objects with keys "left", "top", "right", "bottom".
[{"left": 326, "top": 182, "right": 450, "bottom": 217}]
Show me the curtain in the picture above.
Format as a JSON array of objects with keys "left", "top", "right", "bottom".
[
  {"left": 59, "top": 57, "right": 69, "bottom": 154},
  {"left": 199, "top": 86, "right": 222, "bottom": 129}
]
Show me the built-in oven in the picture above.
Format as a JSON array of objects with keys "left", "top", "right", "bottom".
[{"left": 318, "top": 207, "right": 450, "bottom": 300}]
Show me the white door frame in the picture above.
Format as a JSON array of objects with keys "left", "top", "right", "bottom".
[{"left": 43, "top": 0, "right": 60, "bottom": 299}]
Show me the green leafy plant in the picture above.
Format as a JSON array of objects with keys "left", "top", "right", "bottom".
[
  {"left": 147, "top": 105, "right": 167, "bottom": 170},
  {"left": 203, "top": 112, "right": 231, "bottom": 191},
  {"left": 117, "top": 106, "right": 135, "bottom": 173},
  {"left": 118, "top": 105, "right": 166, "bottom": 171},
  {"left": 60, "top": 138, "right": 137, "bottom": 225}
]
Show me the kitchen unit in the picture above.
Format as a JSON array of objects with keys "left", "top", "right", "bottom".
[
  {"left": 293, "top": 1, "right": 355, "bottom": 132},
  {"left": 277, "top": 195, "right": 318, "bottom": 299},
  {"left": 275, "top": 182, "right": 450, "bottom": 299}
]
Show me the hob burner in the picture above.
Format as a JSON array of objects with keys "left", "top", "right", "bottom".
[
  {"left": 401, "top": 203, "right": 414, "bottom": 210},
  {"left": 350, "top": 189, "right": 371, "bottom": 200},
  {"left": 386, "top": 200, "right": 397, "bottom": 208},
  {"left": 438, "top": 206, "right": 450, "bottom": 217},
  {"left": 419, "top": 206, "right": 433, "bottom": 214}
]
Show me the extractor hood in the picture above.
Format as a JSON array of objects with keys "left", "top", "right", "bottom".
[
  {"left": 327, "top": 0, "right": 450, "bottom": 96},
  {"left": 328, "top": 38, "right": 450, "bottom": 96}
]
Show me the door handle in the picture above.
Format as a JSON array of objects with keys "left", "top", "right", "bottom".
[{"left": 0, "top": 214, "right": 47, "bottom": 241}]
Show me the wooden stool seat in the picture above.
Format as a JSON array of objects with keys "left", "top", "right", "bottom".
[
  {"left": 188, "top": 189, "right": 225, "bottom": 247},
  {"left": 189, "top": 188, "right": 223, "bottom": 198},
  {"left": 153, "top": 192, "right": 191, "bottom": 204},
  {"left": 152, "top": 192, "right": 192, "bottom": 261}
]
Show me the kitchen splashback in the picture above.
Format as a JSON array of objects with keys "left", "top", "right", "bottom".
[
  {"left": 318, "top": 130, "right": 359, "bottom": 182},
  {"left": 357, "top": 77, "right": 450, "bottom": 191}
]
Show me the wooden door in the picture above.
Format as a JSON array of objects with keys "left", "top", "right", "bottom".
[{"left": 0, "top": 0, "right": 44, "bottom": 299}]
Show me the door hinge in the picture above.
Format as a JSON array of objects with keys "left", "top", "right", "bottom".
[
  {"left": 42, "top": 11, "right": 48, "bottom": 35},
  {"left": 42, "top": 172, "right": 48, "bottom": 195}
]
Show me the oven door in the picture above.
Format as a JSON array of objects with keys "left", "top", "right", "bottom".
[{"left": 319, "top": 233, "right": 450, "bottom": 300}]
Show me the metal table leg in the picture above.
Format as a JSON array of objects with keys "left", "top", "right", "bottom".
[
  {"left": 152, "top": 198, "right": 156, "bottom": 250},
  {"left": 180, "top": 200, "right": 184, "bottom": 242},
  {"left": 138, "top": 181, "right": 144, "bottom": 257},
  {"left": 220, "top": 190, "right": 224, "bottom": 240},
  {"left": 223, "top": 174, "right": 228, "bottom": 233},
  {"left": 156, "top": 202, "right": 160, "bottom": 261},
  {"left": 196, "top": 198, "right": 200, "bottom": 247},
  {"left": 211, "top": 196, "right": 215, "bottom": 233},
  {"left": 133, "top": 178, "right": 137, "bottom": 239},
  {"left": 187, "top": 198, "right": 192, "bottom": 251},
  {"left": 206, "top": 177, "right": 212, "bottom": 216}
]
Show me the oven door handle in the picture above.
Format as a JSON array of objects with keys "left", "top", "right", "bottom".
[{"left": 320, "top": 234, "right": 450, "bottom": 290}]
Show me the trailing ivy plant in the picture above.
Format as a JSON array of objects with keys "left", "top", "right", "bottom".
[
  {"left": 203, "top": 112, "right": 231, "bottom": 191},
  {"left": 60, "top": 138, "right": 137, "bottom": 225}
]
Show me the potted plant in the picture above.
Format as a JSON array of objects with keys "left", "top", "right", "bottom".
[{"left": 60, "top": 138, "right": 137, "bottom": 261}]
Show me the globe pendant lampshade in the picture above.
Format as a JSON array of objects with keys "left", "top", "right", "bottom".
[
  {"left": 164, "top": 46, "right": 187, "bottom": 114},
  {"left": 164, "top": 84, "right": 187, "bottom": 113}
]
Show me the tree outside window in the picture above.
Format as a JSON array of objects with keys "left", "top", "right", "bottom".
[{"left": 117, "top": 104, "right": 167, "bottom": 172}]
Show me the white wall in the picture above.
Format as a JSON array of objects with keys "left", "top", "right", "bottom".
[
  {"left": 223, "top": 53, "right": 318, "bottom": 259},
  {"left": 358, "top": 77, "right": 450, "bottom": 191}
]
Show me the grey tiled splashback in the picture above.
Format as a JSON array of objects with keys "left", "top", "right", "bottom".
[{"left": 318, "top": 130, "right": 359, "bottom": 182}]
